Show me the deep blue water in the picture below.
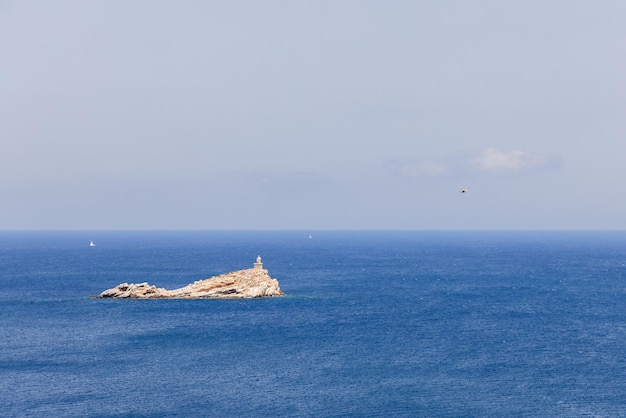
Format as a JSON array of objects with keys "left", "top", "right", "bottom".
[{"left": 1, "top": 230, "right": 625, "bottom": 417}]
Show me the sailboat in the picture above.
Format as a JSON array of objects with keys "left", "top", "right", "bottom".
[{"left": 89, "top": 241, "right": 96, "bottom": 247}]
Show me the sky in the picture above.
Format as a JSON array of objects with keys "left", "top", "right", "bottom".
[{"left": 1, "top": 1, "right": 625, "bottom": 230}]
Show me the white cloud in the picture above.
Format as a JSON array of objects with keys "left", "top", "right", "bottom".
[{"left": 472, "top": 148, "right": 550, "bottom": 173}]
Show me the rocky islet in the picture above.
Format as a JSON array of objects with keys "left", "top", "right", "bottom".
[{"left": 96, "top": 256, "right": 283, "bottom": 299}]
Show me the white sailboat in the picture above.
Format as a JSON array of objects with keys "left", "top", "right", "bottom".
[{"left": 89, "top": 241, "right": 96, "bottom": 247}]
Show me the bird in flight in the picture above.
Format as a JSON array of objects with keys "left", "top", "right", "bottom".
[{"left": 459, "top": 187, "right": 469, "bottom": 193}]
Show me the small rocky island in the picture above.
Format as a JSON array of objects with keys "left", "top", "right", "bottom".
[{"left": 96, "top": 256, "right": 284, "bottom": 299}]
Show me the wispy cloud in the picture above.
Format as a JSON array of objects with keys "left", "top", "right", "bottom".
[
  {"left": 396, "top": 161, "right": 448, "bottom": 177},
  {"left": 471, "top": 148, "right": 551, "bottom": 173},
  {"left": 247, "top": 170, "right": 328, "bottom": 195}
]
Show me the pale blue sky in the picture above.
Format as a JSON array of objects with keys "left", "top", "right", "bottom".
[{"left": 1, "top": 1, "right": 625, "bottom": 230}]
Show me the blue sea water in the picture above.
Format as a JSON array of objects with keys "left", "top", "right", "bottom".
[{"left": 1, "top": 230, "right": 625, "bottom": 417}]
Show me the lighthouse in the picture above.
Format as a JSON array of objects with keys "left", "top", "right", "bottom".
[{"left": 254, "top": 255, "right": 263, "bottom": 270}]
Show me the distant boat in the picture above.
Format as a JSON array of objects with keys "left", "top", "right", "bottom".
[
  {"left": 89, "top": 241, "right": 96, "bottom": 247},
  {"left": 308, "top": 235, "right": 312, "bottom": 239}
]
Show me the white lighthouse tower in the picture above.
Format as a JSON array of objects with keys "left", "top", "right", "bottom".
[{"left": 254, "top": 255, "right": 263, "bottom": 270}]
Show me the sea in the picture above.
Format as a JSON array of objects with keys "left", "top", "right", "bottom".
[{"left": 1, "top": 230, "right": 625, "bottom": 417}]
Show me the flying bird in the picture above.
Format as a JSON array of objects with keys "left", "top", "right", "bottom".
[{"left": 459, "top": 187, "right": 469, "bottom": 193}]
